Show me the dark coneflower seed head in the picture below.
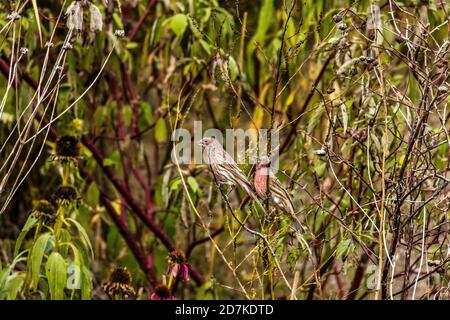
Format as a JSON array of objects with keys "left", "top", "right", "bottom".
[
  {"left": 109, "top": 267, "right": 132, "bottom": 285},
  {"left": 52, "top": 185, "right": 78, "bottom": 204},
  {"left": 103, "top": 267, "right": 136, "bottom": 300},
  {"left": 168, "top": 250, "right": 186, "bottom": 264},
  {"left": 55, "top": 135, "right": 81, "bottom": 160},
  {"left": 32, "top": 199, "right": 57, "bottom": 223},
  {"left": 33, "top": 200, "right": 56, "bottom": 215},
  {"left": 155, "top": 284, "right": 171, "bottom": 297}
]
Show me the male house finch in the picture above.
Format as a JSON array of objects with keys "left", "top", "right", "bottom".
[
  {"left": 198, "top": 137, "right": 261, "bottom": 206},
  {"left": 254, "top": 156, "right": 305, "bottom": 233}
]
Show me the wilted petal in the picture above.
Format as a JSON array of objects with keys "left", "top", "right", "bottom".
[
  {"left": 150, "top": 292, "right": 160, "bottom": 300},
  {"left": 182, "top": 263, "right": 190, "bottom": 281},
  {"left": 172, "top": 263, "right": 179, "bottom": 278},
  {"left": 89, "top": 4, "right": 103, "bottom": 33},
  {"left": 66, "top": 1, "right": 83, "bottom": 31}
]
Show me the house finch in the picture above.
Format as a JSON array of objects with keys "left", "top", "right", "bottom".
[
  {"left": 254, "top": 156, "right": 305, "bottom": 233},
  {"left": 198, "top": 137, "right": 262, "bottom": 206}
]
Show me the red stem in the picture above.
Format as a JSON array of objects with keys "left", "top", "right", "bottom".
[{"left": 128, "top": 0, "right": 158, "bottom": 42}]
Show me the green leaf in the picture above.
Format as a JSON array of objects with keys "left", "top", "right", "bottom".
[
  {"left": 67, "top": 218, "right": 94, "bottom": 260},
  {"left": 46, "top": 252, "right": 67, "bottom": 300},
  {"left": 31, "top": 0, "right": 43, "bottom": 46},
  {"left": 80, "top": 266, "right": 93, "bottom": 300},
  {"left": 103, "top": 150, "right": 120, "bottom": 167},
  {"left": 315, "top": 162, "right": 327, "bottom": 178},
  {"left": 6, "top": 274, "right": 24, "bottom": 300},
  {"left": 167, "top": 14, "right": 188, "bottom": 37},
  {"left": 246, "top": 0, "right": 274, "bottom": 83},
  {"left": 308, "top": 103, "right": 325, "bottom": 134},
  {"left": 85, "top": 182, "right": 100, "bottom": 207},
  {"left": 154, "top": 118, "right": 168, "bottom": 142},
  {"left": 187, "top": 176, "right": 199, "bottom": 193},
  {"left": 336, "top": 239, "right": 353, "bottom": 258},
  {"left": 126, "top": 42, "right": 139, "bottom": 49},
  {"left": 30, "top": 233, "right": 51, "bottom": 290},
  {"left": 14, "top": 214, "right": 38, "bottom": 257},
  {"left": 253, "top": 0, "right": 274, "bottom": 45}
]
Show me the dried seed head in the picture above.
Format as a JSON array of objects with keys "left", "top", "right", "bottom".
[
  {"left": 7, "top": 12, "right": 20, "bottom": 20},
  {"left": 366, "top": 56, "right": 375, "bottom": 64},
  {"left": 114, "top": 30, "right": 125, "bottom": 37},
  {"left": 103, "top": 267, "right": 136, "bottom": 299},
  {"left": 52, "top": 185, "right": 78, "bottom": 204},
  {"left": 326, "top": 87, "right": 335, "bottom": 94},
  {"left": 33, "top": 200, "right": 56, "bottom": 215},
  {"left": 332, "top": 14, "right": 342, "bottom": 23},
  {"left": 168, "top": 250, "right": 186, "bottom": 264},
  {"left": 66, "top": 1, "right": 84, "bottom": 31},
  {"left": 315, "top": 149, "right": 327, "bottom": 156},
  {"left": 32, "top": 200, "right": 56, "bottom": 223},
  {"left": 109, "top": 267, "right": 132, "bottom": 285},
  {"left": 338, "top": 22, "right": 347, "bottom": 31},
  {"left": 56, "top": 136, "right": 81, "bottom": 158},
  {"left": 66, "top": 1, "right": 103, "bottom": 43},
  {"left": 150, "top": 284, "right": 175, "bottom": 300},
  {"left": 63, "top": 43, "right": 73, "bottom": 51},
  {"left": 88, "top": 4, "right": 103, "bottom": 42}
]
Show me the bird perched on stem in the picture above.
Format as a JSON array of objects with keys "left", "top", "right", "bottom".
[
  {"left": 254, "top": 156, "right": 305, "bottom": 233},
  {"left": 198, "top": 137, "right": 262, "bottom": 207}
]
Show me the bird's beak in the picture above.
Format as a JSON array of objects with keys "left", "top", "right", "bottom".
[{"left": 197, "top": 140, "right": 203, "bottom": 147}]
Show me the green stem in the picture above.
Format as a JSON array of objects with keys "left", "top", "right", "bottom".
[
  {"left": 53, "top": 206, "right": 64, "bottom": 252},
  {"left": 168, "top": 270, "right": 174, "bottom": 289},
  {"left": 62, "top": 163, "right": 69, "bottom": 186}
]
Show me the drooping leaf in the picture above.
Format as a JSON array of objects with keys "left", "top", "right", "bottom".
[
  {"left": 46, "top": 252, "right": 67, "bottom": 300},
  {"left": 166, "top": 14, "right": 188, "bottom": 37},
  {"left": 30, "top": 233, "right": 51, "bottom": 290},
  {"left": 85, "top": 182, "right": 100, "bottom": 207},
  {"left": 336, "top": 239, "right": 354, "bottom": 258},
  {"left": 14, "top": 214, "right": 38, "bottom": 257},
  {"left": 67, "top": 218, "right": 94, "bottom": 260},
  {"left": 6, "top": 274, "right": 25, "bottom": 300},
  {"left": 154, "top": 118, "right": 168, "bottom": 143}
]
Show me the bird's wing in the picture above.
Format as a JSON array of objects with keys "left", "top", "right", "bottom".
[{"left": 270, "top": 172, "right": 296, "bottom": 214}]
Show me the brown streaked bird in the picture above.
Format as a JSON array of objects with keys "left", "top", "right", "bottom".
[
  {"left": 198, "top": 137, "right": 262, "bottom": 207},
  {"left": 254, "top": 156, "right": 305, "bottom": 233}
]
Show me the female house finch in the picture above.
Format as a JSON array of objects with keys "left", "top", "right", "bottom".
[
  {"left": 254, "top": 156, "right": 305, "bottom": 233},
  {"left": 198, "top": 137, "right": 261, "bottom": 206}
]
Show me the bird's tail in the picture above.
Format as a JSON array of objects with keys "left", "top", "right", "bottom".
[
  {"left": 291, "top": 215, "right": 306, "bottom": 234},
  {"left": 286, "top": 205, "right": 305, "bottom": 234}
]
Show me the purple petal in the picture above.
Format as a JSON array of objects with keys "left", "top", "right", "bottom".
[
  {"left": 172, "top": 263, "right": 179, "bottom": 278},
  {"left": 150, "top": 293, "right": 160, "bottom": 300},
  {"left": 182, "top": 263, "right": 190, "bottom": 281}
]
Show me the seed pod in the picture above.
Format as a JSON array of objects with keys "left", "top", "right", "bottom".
[{"left": 333, "top": 14, "right": 343, "bottom": 23}]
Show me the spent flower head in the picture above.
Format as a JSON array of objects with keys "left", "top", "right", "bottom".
[
  {"left": 150, "top": 284, "right": 175, "bottom": 300},
  {"left": 167, "top": 250, "right": 189, "bottom": 281},
  {"left": 32, "top": 200, "right": 56, "bottom": 223},
  {"left": 53, "top": 135, "right": 81, "bottom": 163},
  {"left": 66, "top": 0, "right": 103, "bottom": 43},
  {"left": 52, "top": 185, "right": 78, "bottom": 206},
  {"left": 103, "top": 267, "right": 136, "bottom": 300}
]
